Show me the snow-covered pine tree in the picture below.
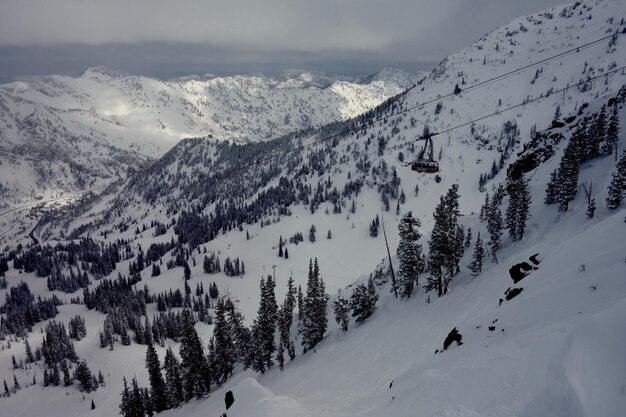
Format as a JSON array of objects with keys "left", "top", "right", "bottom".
[
  {"left": 396, "top": 211, "right": 424, "bottom": 298},
  {"left": 480, "top": 192, "right": 490, "bottom": 221},
  {"left": 251, "top": 275, "right": 278, "bottom": 372},
  {"left": 212, "top": 298, "right": 235, "bottom": 384},
  {"left": 427, "top": 184, "right": 461, "bottom": 296},
  {"left": 333, "top": 292, "right": 350, "bottom": 332},
  {"left": 300, "top": 259, "right": 328, "bottom": 352},
  {"left": 606, "top": 148, "right": 626, "bottom": 209},
  {"left": 226, "top": 299, "right": 251, "bottom": 365},
  {"left": 602, "top": 104, "right": 619, "bottom": 156},
  {"left": 145, "top": 343, "right": 168, "bottom": 413},
  {"left": 558, "top": 135, "right": 581, "bottom": 212},
  {"left": 487, "top": 199, "right": 503, "bottom": 263},
  {"left": 469, "top": 232, "right": 485, "bottom": 275},
  {"left": 163, "top": 347, "right": 183, "bottom": 408},
  {"left": 276, "top": 341, "right": 285, "bottom": 371},
  {"left": 545, "top": 170, "right": 559, "bottom": 205},
  {"left": 350, "top": 278, "right": 379, "bottom": 323},
  {"left": 129, "top": 377, "right": 145, "bottom": 417},
  {"left": 120, "top": 377, "right": 131, "bottom": 417},
  {"left": 506, "top": 173, "right": 531, "bottom": 241},
  {"left": 74, "top": 361, "right": 93, "bottom": 392},
  {"left": 179, "top": 309, "right": 208, "bottom": 400},
  {"left": 277, "top": 276, "right": 296, "bottom": 360}
]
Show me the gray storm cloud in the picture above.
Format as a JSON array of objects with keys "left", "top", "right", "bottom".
[{"left": 0, "top": 0, "right": 566, "bottom": 80}]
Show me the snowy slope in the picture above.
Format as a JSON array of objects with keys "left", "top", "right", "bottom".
[
  {"left": 1, "top": 0, "right": 626, "bottom": 416},
  {"left": 0, "top": 68, "right": 420, "bottom": 207}
]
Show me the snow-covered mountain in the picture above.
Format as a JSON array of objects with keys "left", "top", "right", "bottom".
[
  {"left": 0, "top": 67, "right": 421, "bottom": 207},
  {"left": 1, "top": 0, "right": 625, "bottom": 416}
]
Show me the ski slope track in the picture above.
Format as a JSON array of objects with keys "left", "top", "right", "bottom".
[{"left": 1, "top": 0, "right": 626, "bottom": 416}]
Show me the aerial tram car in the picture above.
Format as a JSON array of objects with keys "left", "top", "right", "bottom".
[{"left": 409, "top": 132, "right": 439, "bottom": 173}]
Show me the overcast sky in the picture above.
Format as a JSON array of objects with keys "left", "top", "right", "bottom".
[{"left": 0, "top": 0, "right": 567, "bottom": 81}]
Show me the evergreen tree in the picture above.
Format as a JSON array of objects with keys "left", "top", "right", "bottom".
[
  {"left": 333, "top": 292, "right": 350, "bottom": 332},
  {"left": 427, "top": 185, "right": 461, "bottom": 296},
  {"left": 557, "top": 135, "right": 581, "bottom": 212},
  {"left": 74, "top": 361, "right": 93, "bottom": 392},
  {"left": 606, "top": 148, "right": 626, "bottom": 209},
  {"left": 226, "top": 299, "right": 251, "bottom": 365},
  {"left": 61, "top": 359, "right": 72, "bottom": 386},
  {"left": 179, "top": 309, "right": 208, "bottom": 400},
  {"left": 120, "top": 377, "right": 131, "bottom": 417},
  {"left": 487, "top": 201, "right": 503, "bottom": 263},
  {"left": 212, "top": 299, "right": 235, "bottom": 384},
  {"left": 163, "top": 347, "right": 183, "bottom": 408},
  {"left": 3, "top": 379, "right": 9, "bottom": 397},
  {"left": 300, "top": 259, "right": 328, "bottom": 353},
  {"left": 606, "top": 173, "right": 624, "bottom": 209},
  {"left": 396, "top": 211, "right": 424, "bottom": 298},
  {"left": 586, "top": 197, "right": 597, "bottom": 219},
  {"left": 468, "top": 232, "right": 485, "bottom": 275},
  {"left": 277, "top": 277, "right": 296, "bottom": 362},
  {"left": 602, "top": 104, "right": 619, "bottom": 156},
  {"left": 506, "top": 174, "right": 531, "bottom": 241},
  {"left": 13, "top": 374, "right": 20, "bottom": 390},
  {"left": 91, "top": 399, "right": 96, "bottom": 410},
  {"left": 350, "top": 278, "right": 378, "bottom": 323},
  {"left": 544, "top": 170, "right": 559, "bottom": 205},
  {"left": 276, "top": 341, "right": 285, "bottom": 371},
  {"left": 24, "top": 338, "right": 34, "bottom": 363},
  {"left": 129, "top": 377, "right": 145, "bottom": 417},
  {"left": 145, "top": 343, "right": 168, "bottom": 413},
  {"left": 251, "top": 275, "right": 278, "bottom": 372}
]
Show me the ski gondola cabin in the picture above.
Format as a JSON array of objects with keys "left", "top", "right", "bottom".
[
  {"left": 410, "top": 133, "right": 439, "bottom": 173},
  {"left": 411, "top": 159, "right": 439, "bottom": 173}
]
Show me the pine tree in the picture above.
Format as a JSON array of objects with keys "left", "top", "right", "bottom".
[
  {"left": 226, "top": 299, "right": 251, "bottom": 365},
  {"left": 606, "top": 148, "right": 626, "bottom": 209},
  {"left": 13, "top": 374, "right": 20, "bottom": 390},
  {"left": 602, "top": 104, "right": 619, "bottom": 156},
  {"left": 179, "top": 309, "right": 208, "bottom": 400},
  {"left": 557, "top": 135, "right": 581, "bottom": 212},
  {"left": 487, "top": 202, "right": 503, "bottom": 263},
  {"left": 544, "top": 170, "right": 559, "bottom": 205},
  {"left": 74, "top": 361, "right": 93, "bottom": 392},
  {"left": 586, "top": 197, "right": 596, "bottom": 218},
  {"left": 300, "top": 259, "right": 328, "bottom": 353},
  {"left": 333, "top": 292, "right": 350, "bottom": 332},
  {"left": 276, "top": 341, "right": 285, "bottom": 372},
  {"left": 24, "top": 338, "right": 34, "bottom": 363},
  {"left": 61, "top": 359, "right": 72, "bottom": 386},
  {"left": 129, "top": 377, "right": 145, "bottom": 417},
  {"left": 506, "top": 174, "right": 531, "bottom": 241},
  {"left": 427, "top": 185, "right": 461, "bottom": 296},
  {"left": 3, "top": 379, "right": 9, "bottom": 397},
  {"left": 163, "top": 347, "right": 183, "bottom": 408},
  {"left": 396, "top": 211, "right": 424, "bottom": 298},
  {"left": 91, "top": 399, "right": 96, "bottom": 410},
  {"left": 145, "top": 343, "right": 168, "bottom": 412},
  {"left": 469, "top": 232, "right": 485, "bottom": 275},
  {"left": 212, "top": 299, "right": 235, "bottom": 384},
  {"left": 350, "top": 278, "right": 378, "bottom": 323},
  {"left": 120, "top": 377, "right": 131, "bottom": 416},
  {"left": 277, "top": 277, "right": 296, "bottom": 362},
  {"left": 606, "top": 173, "right": 624, "bottom": 209}
]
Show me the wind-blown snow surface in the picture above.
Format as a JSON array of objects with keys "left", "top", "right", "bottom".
[{"left": 1, "top": 0, "right": 626, "bottom": 415}]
